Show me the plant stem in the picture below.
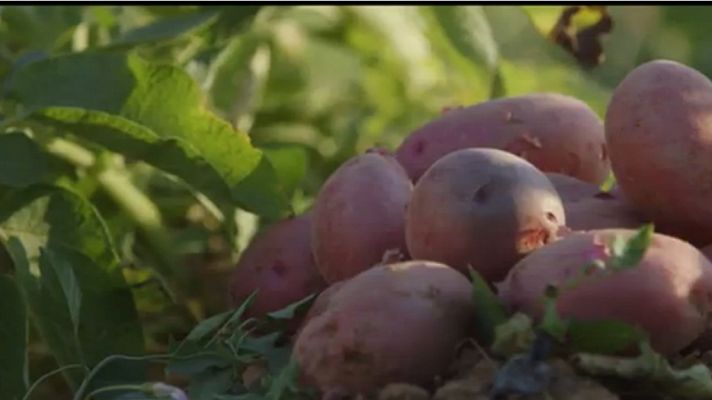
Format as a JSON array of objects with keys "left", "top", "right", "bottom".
[{"left": 22, "top": 364, "right": 86, "bottom": 400}]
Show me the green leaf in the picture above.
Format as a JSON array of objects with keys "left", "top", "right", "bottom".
[
  {"left": 430, "top": 6, "right": 498, "bottom": 72},
  {"left": 0, "top": 132, "right": 49, "bottom": 188},
  {"left": 111, "top": 10, "right": 219, "bottom": 46},
  {"left": 188, "top": 368, "right": 235, "bottom": 400},
  {"left": 538, "top": 286, "right": 569, "bottom": 342},
  {"left": 43, "top": 249, "right": 83, "bottom": 336},
  {"left": 568, "top": 319, "right": 647, "bottom": 355},
  {"left": 33, "top": 107, "right": 234, "bottom": 211},
  {"left": 0, "top": 186, "right": 143, "bottom": 388},
  {"left": 609, "top": 224, "right": 654, "bottom": 270},
  {"left": 266, "top": 294, "right": 316, "bottom": 321},
  {"left": 576, "top": 342, "right": 712, "bottom": 399},
  {"left": 469, "top": 267, "right": 508, "bottom": 345},
  {"left": 266, "top": 359, "right": 300, "bottom": 400},
  {"left": 491, "top": 313, "right": 535, "bottom": 357},
  {"left": 205, "top": 32, "right": 271, "bottom": 132},
  {"left": 482, "top": 6, "right": 610, "bottom": 113},
  {"left": 10, "top": 52, "right": 290, "bottom": 218},
  {"left": 175, "top": 291, "right": 256, "bottom": 352},
  {"left": 0, "top": 185, "right": 119, "bottom": 267},
  {"left": 0, "top": 274, "right": 27, "bottom": 400},
  {"left": 261, "top": 145, "right": 308, "bottom": 199}
]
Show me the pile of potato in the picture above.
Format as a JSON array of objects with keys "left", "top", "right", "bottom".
[{"left": 229, "top": 59, "right": 712, "bottom": 397}]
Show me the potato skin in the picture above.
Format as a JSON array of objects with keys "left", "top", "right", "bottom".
[
  {"left": 229, "top": 214, "right": 326, "bottom": 320},
  {"left": 396, "top": 93, "right": 609, "bottom": 184},
  {"left": 605, "top": 60, "right": 712, "bottom": 244},
  {"left": 563, "top": 197, "right": 645, "bottom": 232},
  {"left": 700, "top": 244, "right": 712, "bottom": 262},
  {"left": 498, "top": 229, "right": 712, "bottom": 355},
  {"left": 406, "top": 148, "right": 564, "bottom": 282},
  {"left": 312, "top": 149, "right": 413, "bottom": 283},
  {"left": 293, "top": 261, "right": 474, "bottom": 395},
  {"left": 546, "top": 173, "right": 647, "bottom": 232},
  {"left": 546, "top": 173, "right": 601, "bottom": 203}
]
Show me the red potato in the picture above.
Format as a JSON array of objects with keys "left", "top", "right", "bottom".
[
  {"left": 229, "top": 214, "right": 326, "bottom": 321},
  {"left": 546, "top": 173, "right": 647, "bottom": 232},
  {"left": 546, "top": 173, "right": 601, "bottom": 203},
  {"left": 498, "top": 229, "right": 712, "bottom": 355},
  {"left": 406, "top": 148, "right": 564, "bottom": 282},
  {"left": 312, "top": 149, "right": 413, "bottom": 283},
  {"left": 396, "top": 93, "right": 610, "bottom": 184},
  {"left": 605, "top": 60, "right": 712, "bottom": 245},
  {"left": 700, "top": 244, "right": 712, "bottom": 262},
  {"left": 293, "top": 261, "right": 475, "bottom": 396},
  {"left": 563, "top": 197, "right": 646, "bottom": 232}
]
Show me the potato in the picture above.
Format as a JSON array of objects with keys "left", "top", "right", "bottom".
[
  {"left": 498, "top": 229, "right": 712, "bottom": 355},
  {"left": 563, "top": 197, "right": 646, "bottom": 232},
  {"left": 312, "top": 149, "right": 413, "bottom": 283},
  {"left": 700, "top": 244, "right": 712, "bottom": 262},
  {"left": 229, "top": 214, "right": 326, "bottom": 321},
  {"left": 547, "top": 173, "right": 647, "bottom": 232},
  {"left": 293, "top": 261, "right": 474, "bottom": 395},
  {"left": 546, "top": 173, "right": 601, "bottom": 203},
  {"left": 395, "top": 93, "right": 609, "bottom": 184},
  {"left": 406, "top": 148, "right": 564, "bottom": 282},
  {"left": 605, "top": 60, "right": 712, "bottom": 244}
]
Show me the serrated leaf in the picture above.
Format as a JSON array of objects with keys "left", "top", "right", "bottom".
[
  {"left": 568, "top": 319, "right": 647, "bottom": 355},
  {"left": 0, "top": 274, "right": 27, "bottom": 400},
  {"left": 111, "top": 10, "right": 219, "bottom": 46},
  {"left": 609, "top": 224, "right": 654, "bottom": 270},
  {"left": 576, "top": 342, "right": 712, "bottom": 399},
  {"left": 0, "top": 132, "right": 49, "bottom": 187},
  {"left": 33, "top": 107, "right": 234, "bottom": 210},
  {"left": 469, "top": 267, "right": 508, "bottom": 345},
  {"left": 10, "top": 52, "right": 290, "bottom": 218},
  {"left": 0, "top": 184, "right": 119, "bottom": 268}
]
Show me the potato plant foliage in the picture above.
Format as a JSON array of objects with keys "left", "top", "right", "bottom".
[{"left": 1, "top": 5, "right": 712, "bottom": 400}]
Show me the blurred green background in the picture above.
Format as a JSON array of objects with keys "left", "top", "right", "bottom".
[{"left": 2, "top": 4, "right": 711, "bottom": 398}]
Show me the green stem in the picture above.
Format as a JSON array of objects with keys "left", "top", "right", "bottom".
[
  {"left": 22, "top": 364, "right": 86, "bottom": 400},
  {"left": 83, "top": 383, "right": 146, "bottom": 400},
  {"left": 72, "top": 354, "right": 170, "bottom": 400}
]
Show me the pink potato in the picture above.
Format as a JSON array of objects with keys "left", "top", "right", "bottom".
[
  {"left": 229, "top": 214, "right": 326, "bottom": 321},
  {"left": 498, "top": 229, "right": 712, "bottom": 355},
  {"left": 605, "top": 60, "right": 712, "bottom": 245},
  {"left": 700, "top": 244, "right": 712, "bottom": 262},
  {"left": 396, "top": 93, "right": 610, "bottom": 184},
  {"left": 546, "top": 173, "right": 647, "bottom": 232},
  {"left": 406, "top": 148, "right": 565, "bottom": 282},
  {"left": 563, "top": 197, "right": 646, "bottom": 232},
  {"left": 546, "top": 173, "right": 602, "bottom": 203},
  {"left": 312, "top": 149, "right": 413, "bottom": 283},
  {"left": 293, "top": 261, "right": 475, "bottom": 396}
]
